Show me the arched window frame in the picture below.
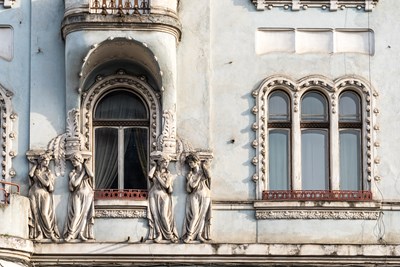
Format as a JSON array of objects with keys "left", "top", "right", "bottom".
[
  {"left": 252, "top": 75, "right": 378, "bottom": 201},
  {"left": 81, "top": 74, "right": 161, "bottom": 198},
  {"left": 0, "top": 83, "right": 16, "bottom": 202}
]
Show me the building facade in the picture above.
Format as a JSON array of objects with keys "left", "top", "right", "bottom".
[{"left": 2, "top": 0, "right": 400, "bottom": 265}]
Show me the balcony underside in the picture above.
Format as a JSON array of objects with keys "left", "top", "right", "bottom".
[{"left": 61, "top": 12, "right": 182, "bottom": 41}]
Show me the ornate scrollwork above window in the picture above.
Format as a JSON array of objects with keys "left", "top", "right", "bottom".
[{"left": 252, "top": 0, "right": 379, "bottom": 11}]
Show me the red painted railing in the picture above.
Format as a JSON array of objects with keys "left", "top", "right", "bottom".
[
  {"left": 95, "top": 189, "right": 148, "bottom": 200},
  {"left": 263, "top": 190, "right": 372, "bottom": 201},
  {"left": 90, "top": 0, "right": 150, "bottom": 15},
  {"left": 0, "top": 180, "right": 20, "bottom": 204}
]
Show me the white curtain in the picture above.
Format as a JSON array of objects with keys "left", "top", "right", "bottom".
[
  {"left": 269, "top": 130, "right": 289, "bottom": 190},
  {"left": 339, "top": 130, "right": 361, "bottom": 190},
  {"left": 301, "top": 130, "right": 329, "bottom": 190}
]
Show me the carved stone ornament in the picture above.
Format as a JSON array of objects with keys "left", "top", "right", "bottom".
[
  {"left": 64, "top": 151, "right": 95, "bottom": 242},
  {"left": 47, "top": 109, "right": 84, "bottom": 177},
  {"left": 182, "top": 151, "right": 213, "bottom": 243},
  {"left": 95, "top": 208, "right": 147, "bottom": 218},
  {"left": 0, "top": 83, "right": 15, "bottom": 182},
  {"left": 157, "top": 110, "right": 177, "bottom": 155},
  {"left": 147, "top": 151, "right": 179, "bottom": 243},
  {"left": 256, "top": 210, "right": 380, "bottom": 220},
  {"left": 27, "top": 151, "right": 60, "bottom": 242},
  {"left": 251, "top": 0, "right": 379, "bottom": 12}
]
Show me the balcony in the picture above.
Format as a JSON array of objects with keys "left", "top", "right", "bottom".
[
  {"left": 252, "top": 0, "right": 379, "bottom": 11},
  {"left": 90, "top": 0, "right": 150, "bottom": 16},
  {"left": 62, "top": 0, "right": 181, "bottom": 41}
]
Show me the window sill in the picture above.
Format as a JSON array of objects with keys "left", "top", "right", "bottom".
[
  {"left": 94, "top": 192, "right": 148, "bottom": 219},
  {"left": 262, "top": 190, "right": 373, "bottom": 202},
  {"left": 254, "top": 199, "right": 381, "bottom": 220}
]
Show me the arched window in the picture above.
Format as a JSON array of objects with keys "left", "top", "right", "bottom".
[
  {"left": 268, "top": 91, "right": 291, "bottom": 190},
  {"left": 254, "top": 76, "right": 376, "bottom": 201},
  {"left": 301, "top": 91, "right": 329, "bottom": 190},
  {"left": 93, "top": 90, "right": 149, "bottom": 191},
  {"left": 339, "top": 91, "right": 362, "bottom": 190}
]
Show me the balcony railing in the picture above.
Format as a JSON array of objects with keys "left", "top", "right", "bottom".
[
  {"left": 0, "top": 180, "right": 20, "bottom": 204},
  {"left": 90, "top": 0, "right": 150, "bottom": 16},
  {"left": 95, "top": 189, "right": 148, "bottom": 200},
  {"left": 263, "top": 190, "right": 373, "bottom": 201}
]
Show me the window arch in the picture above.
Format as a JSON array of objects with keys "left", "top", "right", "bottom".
[
  {"left": 301, "top": 91, "right": 329, "bottom": 190},
  {"left": 81, "top": 74, "right": 161, "bottom": 199},
  {"left": 253, "top": 76, "right": 378, "bottom": 201},
  {"left": 267, "top": 90, "right": 291, "bottom": 190},
  {"left": 94, "top": 89, "right": 149, "bottom": 191},
  {"left": 339, "top": 91, "right": 363, "bottom": 191}
]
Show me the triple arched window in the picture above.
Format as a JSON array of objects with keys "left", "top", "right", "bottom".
[{"left": 253, "top": 76, "right": 378, "bottom": 201}]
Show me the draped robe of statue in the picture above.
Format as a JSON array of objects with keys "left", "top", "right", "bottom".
[
  {"left": 183, "top": 160, "right": 211, "bottom": 243},
  {"left": 147, "top": 165, "right": 178, "bottom": 243},
  {"left": 64, "top": 155, "right": 94, "bottom": 242},
  {"left": 28, "top": 160, "right": 60, "bottom": 241}
]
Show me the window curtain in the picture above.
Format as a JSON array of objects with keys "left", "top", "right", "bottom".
[
  {"left": 95, "top": 90, "right": 147, "bottom": 119},
  {"left": 301, "top": 130, "right": 329, "bottom": 190},
  {"left": 95, "top": 128, "right": 118, "bottom": 189},
  {"left": 301, "top": 92, "right": 327, "bottom": 121},
  {"left": 339, "top": 130, "right": 361, "bottom": 190},
  {"left": 94, "top": 90, "right": 148, "bottom": 189},
  {"left": 124, "top": 128, "right": 148, "bottom": 189},
  {"left": 269, "top": 130, "right": 289, "bottom": 190}
]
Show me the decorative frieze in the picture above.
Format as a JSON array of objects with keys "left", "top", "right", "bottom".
[
  {"left": 95, "top": 208, "right": 147, "bottom": 218},
  {"left": 256, "top": 210, "right": 380, "bottom": 220},
  {"left": 252, "top": 0, "right": 379, "bottom": 12}
]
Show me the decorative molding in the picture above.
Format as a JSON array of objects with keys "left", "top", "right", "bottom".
[
  {"left": 46, "top": 109, "right": 86, "bottom": 177},
  {"left": 158, "top": 109, "right": 177, "bottom": 154},
  {"left": 252, "top": 0, "right": 379, "bottom": 12},
  {"left": 95, "top": 208, "right": 147, "bottom": 218},
  {"left": 256, "top": 210, "right": 380, "bottom": 220},
  {"left": 0, "top": 83, "right": 15, "bottom": 182},
  {"left": 81, "top": 73, "right": 161, "bottom": 157},
  {"left": 61, "top": 13, "right": 182, "bottom": 41}
]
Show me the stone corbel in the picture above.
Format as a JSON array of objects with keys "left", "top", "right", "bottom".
[
  {"left": 159, "top": 109, "right": 177, "bottom": 156},
  {"left": 330, "top": 0, "right": 338, "bottom": 11},
  {"left": 3, "top": 0, "right": 16, "bottom": 8},
  {"left": 254, "top": 0, "right": 264, "bottom": 10},
  {"left": 292, "top": 0, "right": 301, "bottom": 11},
  {"left": 365, "top": 0, "right": 374, "bottom": 11},
  {"left": 46, "top": 109, "right": 88, "bottom": 176}
]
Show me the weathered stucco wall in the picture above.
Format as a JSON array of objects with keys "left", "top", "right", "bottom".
[{"left": 2, "top": 0, "right": 400, "bottom": 264}]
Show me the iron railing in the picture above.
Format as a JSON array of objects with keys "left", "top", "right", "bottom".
[
  {"left": 0, "top": 180, "right": 20, "bottom": 204},
  {"left": 263, "top": 190, "right": 372, "bottom": 201},
  {"left": 90, "top": 0, "right": 150, "bottom": 16},
  {"left": 95, "top": 189, "right": 148, "bottom": 200}
]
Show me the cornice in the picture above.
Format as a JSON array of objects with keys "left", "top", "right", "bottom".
[
  {"left": 61, "top": 13, "right": 182, "bottom": 41},
  {"left": 31, "top": 243, "right": 400, "bottom": 265},
  {"left": 256, "top": 210, "right": 380, "bottom": 220},
  {"left": 252, "top": 0, "right": 379, "bottom": 11}
]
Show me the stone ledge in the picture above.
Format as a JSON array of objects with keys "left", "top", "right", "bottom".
[
  {"left": 31, "top": 243, "right": 400, "bottom": 265},
  {"left": 0, "top": 235, "right": 33, "bottom": 263},
  {"left": 254, "top": 200, "right": 381, "bottom": 220},
  {"left": 61, "top": 13, "right": 182, "bottom": 41}
]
